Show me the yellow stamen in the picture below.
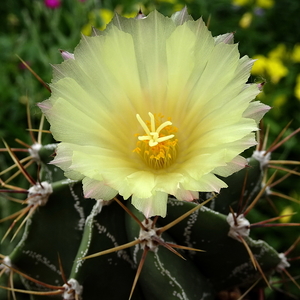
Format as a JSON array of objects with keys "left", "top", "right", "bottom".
[{"left": 134, "top": 112, "right": 178, "bottom": 170}]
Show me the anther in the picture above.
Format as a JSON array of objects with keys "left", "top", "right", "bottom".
[
  {"left": 136, "top": 113, "right": 175, "bottom": 147},
  {"left": 134, "top": 112, "right": 178, "bottom": 169}
]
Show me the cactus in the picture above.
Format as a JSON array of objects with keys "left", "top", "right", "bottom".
[{"left": 1, "top": 7, "right": 300, "bottom": 300}]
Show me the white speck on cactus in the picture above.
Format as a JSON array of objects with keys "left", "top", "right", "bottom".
[
  {"left": 276, "top": 253, "right": 290, "bottom": 272},
  {"left": 264, "top": 185, "right": 272, "bottom": 196},
  {"left": 62, "top": 278, "right": 83, "bottom": 299},
  {"left": 154, "top": 254, "right": 188, "bottom": 300},
  {"left": 94, "top": 199, "right": 104, "bottom": 214},
  {"left": 3, "top": 256, "right": 11, "bottom": 266},
  {"left": 252, "top": 150, "right": 271, "bottom": 170},
  {"left": 22, "top": 250, "right": 60, "bottom": 274},
  {"left": 61, "top": 179, "right": 78, "bottom": 185},
  {"left": 44, "top": 143, "right": 58, "bottom": 150},
  {"left": 27, "top": 181, "right": 53, "bottom": 206},
  {"left": 0, "top": 256, "right": 12, "bottom": 274},
  {"left": 183, "top": 209, "right": 199, "bottom": 256},
  {"left": 29, "top": 143, "right": 42, "bottom": 161},
  {"left": 227, "top": 213, "right": 250, "bottom": 240}
]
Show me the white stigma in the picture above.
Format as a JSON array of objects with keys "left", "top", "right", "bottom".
[{"left": 136, "top": 112, "right": 174, "bottom": 147}]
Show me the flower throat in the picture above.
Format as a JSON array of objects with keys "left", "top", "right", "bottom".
[{"left": 133, "top": 112, "right": 178, "bottom": 170}]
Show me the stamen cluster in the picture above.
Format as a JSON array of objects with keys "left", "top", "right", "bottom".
[{"left": 134, "top": 112, "right": 178, "bottom": 170}]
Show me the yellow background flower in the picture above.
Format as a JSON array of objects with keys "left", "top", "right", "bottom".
[{"left": 252, "top": 45, "right": 289, "bottom": 84}]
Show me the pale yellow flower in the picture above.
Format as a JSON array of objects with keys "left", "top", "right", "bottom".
[
  {"left": 291, "top": 44, "right": 300, "bottom": 63},
  {"left": 266, "top": 58, "right": 288, "bottom": 84},
  {"left": 256, "top": 0, "right": 274, "bottom": 9},
  {"left": 251, "top": 55, "right": 268, "bottom": 75},
  {"left": 239, "top": 12, "right": 253, "bottom": 28},
  {"left": 268, "top": 43, "right": 288, "bottom": 60},
  {"left": 81, "top": 9, "right": 114, "bottom": 36},
  {"left": 232, "top": 0, "right": 251, "bottom": 6},
  {"left": 157, "top": 0, "right": 177, "bottom": 3},
  {"left": 252, "top": 53, "right": 288, "bottom": 84},
  {"left": 39, "top": 9, "right": 269, "bottom": 218},
  {"left": 273, "top": 94, "right": 287, "bottom": 108},
  {"left": 279, "top": 206, "right": 293, "bottom": 223},
  {"left": 295, "top": 74, "right": 300, "bottom": 100}
]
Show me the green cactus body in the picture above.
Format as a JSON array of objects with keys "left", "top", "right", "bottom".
[
  {"left": 159, "top": 199, "right": 281, "bottom": 291},
  {"left": 204, "top": 157, "right": 263, "bottom": 215},
  {"left": 0, "top": 142, "right": 296, "bottom": 300},
  {"left": 70, "top": 200, "right": 143, "bottom": 300},
  {"left": 125, "top": 202, "right": 215, "bottom": 300},
  {"left": 7, "top": 180, "right": 93, "bottom": 298}
]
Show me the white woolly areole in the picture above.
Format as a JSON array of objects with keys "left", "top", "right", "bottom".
[
  {"left": 276, "top": 253, "right": 290, "bottom": 272},
  {"left": 29, "top": 143, "right": 42, "bottom": 162},
  {"left": 227, "top": 213, "right": 250, "bottom": 240},
  {"left": 62, "top": 279, "right": 83, "bottom": 299},
  {"left": 264, "top": 185, "right": 272, "bottom": 196},
  {"left": 27, "top": 181, "right": 53, "bottom": 206},
  {"left": 252, "top": 150, "right": 271, "bottom": 170},
  {"left": 138, "top": 219, "right": 161, "bottom": 252},
  {"left": 0, "top": 256, "right": 12, "bottom": 274}
]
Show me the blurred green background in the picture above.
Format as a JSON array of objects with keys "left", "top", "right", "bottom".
[
  {"left": 0, "top": 0, "right": 299, "bottom": 299},
  {"left": 1, "top": 0, "right": 300, "bottom": 143}
]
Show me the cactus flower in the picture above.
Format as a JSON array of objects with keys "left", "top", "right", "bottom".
[{"left": 39, "top": 8, "right": 269, "bottom": 218}]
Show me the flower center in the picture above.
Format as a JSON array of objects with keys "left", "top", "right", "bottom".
[{"left": 133, "top": 112, "right": 178, "bottom": 170}]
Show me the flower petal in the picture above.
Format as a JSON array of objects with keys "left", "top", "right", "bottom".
[
  {"left": 82, "top": 177, "right": 118, "bottom": 200},
  {"left": 132, "top": 191, "right": 168, "bottom": 218}
]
